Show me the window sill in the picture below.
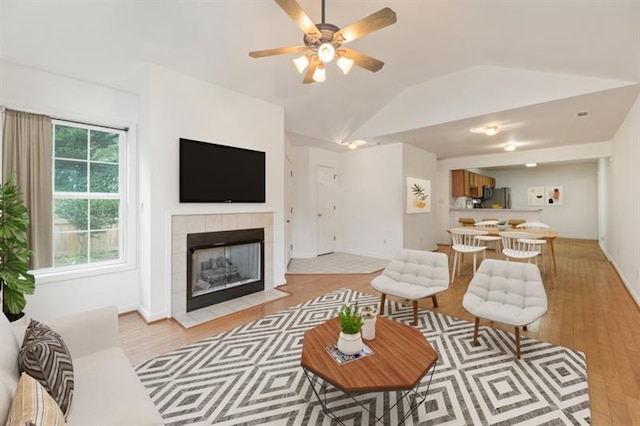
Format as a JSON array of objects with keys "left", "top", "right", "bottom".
[{"left": 32, "top": 260, "right": 136, "bottom": 285}]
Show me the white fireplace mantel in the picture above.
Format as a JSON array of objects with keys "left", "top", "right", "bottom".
[{"left": 169, "top": 211, "right": 275, "bottom": 317}]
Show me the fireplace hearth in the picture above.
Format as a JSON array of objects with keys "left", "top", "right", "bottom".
[{"left": 187, "top": 228, "right": 264, "bottom": 312}]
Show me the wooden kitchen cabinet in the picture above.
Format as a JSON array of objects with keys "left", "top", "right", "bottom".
[{"left": 451, "top": 169, "right": 496, "bottom": 197}]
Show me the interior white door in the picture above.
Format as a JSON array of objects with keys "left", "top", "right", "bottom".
[
  {"left": 285, "top": 156, "right": 293, "bottom": 265},
  {"left": 316, "top": 165, "right": 336, "bottom": 255}
]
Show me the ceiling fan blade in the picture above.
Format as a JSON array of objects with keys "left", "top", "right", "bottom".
[
  {"left": 303, "top": 57, "right": 320, "bottom": 84},
  {"left": 340, "top": 48, "right": 384, "bottom": 72},
  {"left": 275, "top": 0, "right": 321, "bottom": 39},
  {"left": 333, "top": 7, "right": 397, "bottom": 44},
  {"left": 249, "top": 46, "right": 309, "bottom": 58}
]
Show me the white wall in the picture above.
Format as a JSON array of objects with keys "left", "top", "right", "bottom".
[
  {"left": 0, "top": 60, "right": 287, "bottom": 321},
  {"left": 340, "top": 144, "right": 404, "bottom": 258},
  {"left": 485, "top": 163, "right": 598, "bottom": 239},
  {"left": 605, "top": 95, "right": 640, "bottom": 305},
  {"left": 139, "top": 64, "right": 285, "bottom": 321},
  {"left": 290, "top": 143, "right": 438, "bottom": 260},
  {"left": 402, "top": 144, "right": 439, "bottom": 251},
  {"left": 0, "top": 60, "right": 141, "bottom": 320}
]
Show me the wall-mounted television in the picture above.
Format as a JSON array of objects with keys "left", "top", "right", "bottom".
[{"left": 179, "top": 138, "right": 265, "bottom": 203}]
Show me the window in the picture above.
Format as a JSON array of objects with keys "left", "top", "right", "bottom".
[{"left": 52, "top": 120, "right": 125, "bottom": 268}]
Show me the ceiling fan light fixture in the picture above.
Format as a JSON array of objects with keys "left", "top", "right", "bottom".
[
  {"left": 312, "top": 64, "right": 326, "bottom": 82},
  {"left": 317, "top": 43, "right": 335, "bottom": 63},
  {"left": 470, "top": 125, "right": 500, "bottom": 136},
  {"left": 504, "top": 143, "right": 516, "bottom": 152},
  {"left": 337, "top": 56, "right": 355, "bottom": 74},
  {"left": 293, "top": 55, "right": 309, "bottom": 74}
]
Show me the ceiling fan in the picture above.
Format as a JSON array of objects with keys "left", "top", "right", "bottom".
[{"left": 249, "top": 0, "right": 397, "bottom": 84}]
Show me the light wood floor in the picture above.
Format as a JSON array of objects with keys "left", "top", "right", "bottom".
[{"left": 119, "top": 239, "right": 640, "bottom": 425}]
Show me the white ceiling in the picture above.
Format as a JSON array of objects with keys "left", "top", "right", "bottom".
[{"left": 1, "top": 0, "right": 639, "bottom": 160}]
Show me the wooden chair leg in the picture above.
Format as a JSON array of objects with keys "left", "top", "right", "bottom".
[
  {"left": 515, "top": 326, "right": 521, "bottom": 359},
  {"left": 472, "top": 317, "right": 480, "bottom": 346},
  {"left": 412, "top": 300, "right": 418, "bottom": 326},
  {"left": 431, "top": 295, "right": 438, "bottom": 308},
  {"left": 379, "top": 293, "right": 386, "bottom": 316}
]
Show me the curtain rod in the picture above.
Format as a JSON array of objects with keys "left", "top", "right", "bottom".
[{"left": 1, "top": 105, "right": 129, "bottom": 132}]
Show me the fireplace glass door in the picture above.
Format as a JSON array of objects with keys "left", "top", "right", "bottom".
[{"left": 192, "top": 242, "right": 261, "bottom": 298}]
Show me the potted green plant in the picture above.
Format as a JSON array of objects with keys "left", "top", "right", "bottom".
[
  {"left": 0, "top": 172, "right": 35, "bottom": 322},
  {"left": 496, "top": 220, "right": 509, "bottom": 231},
  {"left": 336, "top": 302, "right": 364, "bottom": 355}
]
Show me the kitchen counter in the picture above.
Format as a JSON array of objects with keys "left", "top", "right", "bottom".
[
  {"left": 450, "top": 208, "right": 543, "bottom": 212},
  {"left": 449, "top": 208, "right": 543, "bottom": 228}
]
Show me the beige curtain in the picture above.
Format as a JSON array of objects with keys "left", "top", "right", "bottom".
[{"left": 2, "top": 109, "right": 53, "bottom": 269}]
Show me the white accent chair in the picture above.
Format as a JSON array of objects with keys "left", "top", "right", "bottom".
[
  {"left": 371, "top": 249, "right": 449, "bottom": 326},
  {"left": 463, "top": 259, "right": 547, "bottom": 358},
  {"left": 499, "top": 231, "right": 541, "bottom": 265},
  {"left": 450, "top": 228, "right": 488, "bottom": 283},
  {"left": 474, "top": 220, "right": 502, "bottom": 257}
]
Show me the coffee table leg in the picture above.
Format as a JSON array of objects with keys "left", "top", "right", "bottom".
[
  {"left": 302, "top": 368, "right": 348, "bottom": 425},
  {"left": 302, "top": 364, "right": 437, "bottom": 425}
]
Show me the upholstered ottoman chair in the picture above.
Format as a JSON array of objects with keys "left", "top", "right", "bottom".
[
  {"left": 462, "top": 259, "right": 547, "bottom": 358},
  {"left": 371, "top": 249, "right": 449, "bottom": 325}
]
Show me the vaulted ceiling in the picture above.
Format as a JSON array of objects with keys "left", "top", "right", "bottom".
[{"left": 1, "top": 1, "right": 639, "bottom": 158}]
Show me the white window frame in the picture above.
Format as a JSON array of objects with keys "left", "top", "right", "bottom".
[{"left": 34, "top": 119, "right": 134, "bottom": 283}]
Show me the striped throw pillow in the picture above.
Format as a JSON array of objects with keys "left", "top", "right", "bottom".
[
  {"left": 18, "top": 319, "right": 74, "bottom": 419},
  {"left": 6, "top": 372, "right": 65, "bottom": 426}
]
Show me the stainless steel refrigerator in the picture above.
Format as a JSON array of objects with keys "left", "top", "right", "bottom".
[{"left": 481, "top": 187, "right": 511, "bottom": 209}]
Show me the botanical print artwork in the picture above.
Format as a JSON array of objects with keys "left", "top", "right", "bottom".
[
  {"left": 528, "top": 186, "right": 545, "bottom": 206},
  {"left": 546, "top": 185, "right": 563, "bottom": 205},
  {"left": 407, "top": 177, "right": 431, "bottom": 213}
]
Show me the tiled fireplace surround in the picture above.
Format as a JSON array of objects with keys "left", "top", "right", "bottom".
[{"left": 171, "top": 212, "right": 276, "bottom": 327}]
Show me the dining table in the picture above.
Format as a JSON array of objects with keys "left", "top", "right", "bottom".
[{"left": 448, "top": 226, "right": 559, "bottom": 276}]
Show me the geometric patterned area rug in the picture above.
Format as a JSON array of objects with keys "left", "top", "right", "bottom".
[
  {"left": 287, "top": 252, "right": 390, "bottom": 274},
  {"left": 135, "top": 289, "right": 591, "bottom": 425}
]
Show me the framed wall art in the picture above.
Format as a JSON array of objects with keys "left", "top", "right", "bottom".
[
  {"left": 545, "top": 186, "right": 563, "bottom": 205},
  {"left": 528, "top": 186, "right": 545, "bottom": 206},
  {"left": 406, "top": 177, "right": 431, "bottom": 213}
]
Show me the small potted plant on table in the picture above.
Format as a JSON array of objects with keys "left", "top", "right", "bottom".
[
  {"left": 496, "top": 220, "right": 509, "bottom": 231},
  {"left": 336, "top": 302, "right": 364, "bottom": 355}
]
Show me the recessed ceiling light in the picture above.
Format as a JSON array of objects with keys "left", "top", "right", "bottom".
[
  {"left": 526, "top": 163, "right": 537, "bottom": 167},
  {"left": 343, "top": 139, "right": 367, "bottom": 150},
  {"left": 504, "top": 143, "right": 516, "bottom": 152}
]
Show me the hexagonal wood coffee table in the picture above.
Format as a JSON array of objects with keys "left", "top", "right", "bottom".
[{"left": 301, "top": 316, "right": 438, "bottom": 424}]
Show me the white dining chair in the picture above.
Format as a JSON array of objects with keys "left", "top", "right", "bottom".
[
  {"left": 450, "top": 228, "right": 488, "bottom": 283},
  {"left": 499, "top": 231, "right": 541, "bottom": 266},
  {"left": 474, "top": 221, "right": 501, "bottom": 257},
  {"left": 516, "top": 222, "right": 550, "bottom": 271}
]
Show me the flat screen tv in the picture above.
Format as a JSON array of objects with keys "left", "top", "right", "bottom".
[{"left": 179, "top": 138, "right": 265, "bottom": 203}]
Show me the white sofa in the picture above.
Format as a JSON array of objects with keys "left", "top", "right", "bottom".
[{"left": 1, "top": 306, "right": 164, "bottom": 425}]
